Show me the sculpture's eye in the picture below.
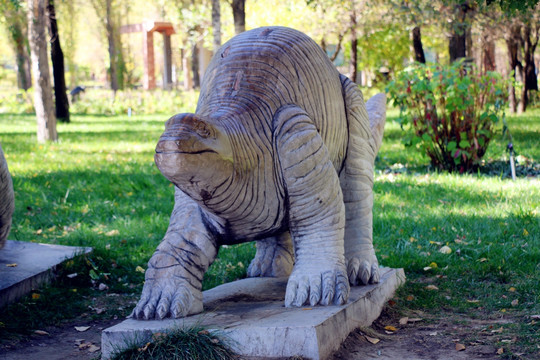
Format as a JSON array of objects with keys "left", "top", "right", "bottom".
[{"left": 195, "top": 122, "right": 211, "bottom": 138}]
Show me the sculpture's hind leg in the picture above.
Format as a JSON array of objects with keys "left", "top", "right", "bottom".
[
  {"left": 132, "top": 187, "right": 219, "bottom": 319},
  {"left": 247, "top": 232, "right": 294, "bottom": 277},
  {"left": 339, "top": 75, "right": 380, "bottom": 285},
  {"left": 273, "top": 105, "right": 349, "bottom": 307}
]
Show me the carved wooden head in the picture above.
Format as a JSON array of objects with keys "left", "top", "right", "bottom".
[{"left": 155, "top": 113, "right": 233, "bottom": 202}]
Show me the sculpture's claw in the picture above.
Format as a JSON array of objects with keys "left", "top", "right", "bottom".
[
  {"left": 285, "top": 266, "right": 349, "bottom": 307},
  {"left": 346, "top": 251, "right": 380, "bottom": 286},
  {"left": 131, "top": 265, "right": 203, "bottom": 320}
]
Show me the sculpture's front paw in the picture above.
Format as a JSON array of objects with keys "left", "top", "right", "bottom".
[
  {"left": 347, "top": 251, "right": 380, "bottom": 286},
  {"left": 131, "top": 268, "right": 203, "bottom": 320},
  {"left": 285, "top": 265, "right": 350, "bottom": 307}
]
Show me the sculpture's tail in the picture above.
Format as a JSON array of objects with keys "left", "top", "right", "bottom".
[
  {"left": 365, "top": 93, "right": 386, "bottom": 154},
  {"left": 0, "top": 144, "right": 14, "bottom": 249}
]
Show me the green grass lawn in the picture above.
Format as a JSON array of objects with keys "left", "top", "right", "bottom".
[{"left": 0, "top": 104, "right": 538, "bottom": 357}]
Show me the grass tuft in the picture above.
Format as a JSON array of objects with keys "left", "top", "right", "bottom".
[{"left": 110, "top": 326, "right": 236, "bottom": 360}]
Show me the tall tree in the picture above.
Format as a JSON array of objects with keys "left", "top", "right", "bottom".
[
  {"left": 349, "top": 4, "right": 358, "bottom": 82},
  {"left": 519, "top": 20, "right": 539, "bottom": 112},
  {"left": 505, "top": 21, "right": 521, "bottom": 113},
  {"left": 90, "top": 0, "right": 124, "bottom": 91},
  {"left": 27, "top": 0, "right": 58, "bottom": 142},
  {"left": 47, "top": 0, "right": 69, "bottom": 123},
  {"left": 0, "top": 1, "right": 32, "bottom": 90},
  {"left": 230, "top": 0, "right": 245, "bottom": 35},
  {"left": 212, "top": 0, "right": 221, "bottom": 52}
]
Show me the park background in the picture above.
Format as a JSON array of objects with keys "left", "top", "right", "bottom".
[{"left": 0, "top": 0, "right": 539, "bottom": 359}]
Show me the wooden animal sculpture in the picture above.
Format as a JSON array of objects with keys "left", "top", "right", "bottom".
[
  {"left": 133, "top": 26, "right": 386, "bottom": 319},
  {"left": 0, "top": 144, "right": 14, "bottom": 249}
]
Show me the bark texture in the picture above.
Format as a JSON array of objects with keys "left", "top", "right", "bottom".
[{"left": 28, "top": 0, "right": 58, "bottom": 142}]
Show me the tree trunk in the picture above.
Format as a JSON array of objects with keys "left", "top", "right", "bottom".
[
  {"left": 505, "top": 23, "right": 521, "bottom": 113},
  {"left": 349, "top": 9, "right": 358, "bottom": 83},
  {"left": 47, "top": 0, "right": 70, "bottom": 123},
  {"left": 412, "top": 26, "right": 426, "bottom": 63},
  {"left": 448, "top": 2, "right": 470, "bottom": 63},
  {"left": 105, "top": 0, "right": 118, "bottom": 91},
  {"left": 212, "top": 0, "right": 221, "bottom": 52},
  {"left": 191, "top": 44, "right": 200, "bottom": 89},
  {"left": 481, "top": 31, "right": 496, "bottom": 73},
  {"left": 231, "top": 0, "right": 246, "bottom": 35},
  {"left": 519, "top": 23, "right": 539, "bottom": 113},
  {"left": 449, "top": 31, "right": 467, "bottom": 62},
  {"left": 28, "top": 0, "right": 58, "bottom": 142},
  {"left": 15, "top": 30, "right": 32, "bottom": 90}
]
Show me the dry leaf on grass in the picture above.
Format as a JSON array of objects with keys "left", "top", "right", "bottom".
[
  {"left": 455, "top": 343, "right": 466, "bottom": 351},
  {"left": 425, "top": 285, "right": 439, "bottom": 290},
  {"left": 491, "top": 327, "right": 503, "bottom": 333},
  {"left": 105, "top": 229, "right": 119, "bottom": 236},
  {"left": 399, "top": 317, "right": 408, "bottom": 325},
  {"left": 511, "top": 299, "right": 519, "bottom": 306},
  {"left": 88, "top": 345, "right": 100, "bottom": 353},
  {"left": 75, "top": 326, "right": 90, "bottom": 332},
  {"left": 439, "top": 245, "right": 452, "bottom": 254},
  {"left": 496, "top": 348, "right": 504, "bottom": 355},
  {"left": 384, "top": 325, "right": 397, "bottom": 332},
  {"left": 365, "top": 335, "right": 380, "bottom": 344}
]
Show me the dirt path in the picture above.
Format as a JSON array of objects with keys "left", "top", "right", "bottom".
[
  {"left": 0, "top": 319, "right": 121, "bottom": 360},
  {"left": 0, "top": 308, "right": 530, "bottom": 360}
]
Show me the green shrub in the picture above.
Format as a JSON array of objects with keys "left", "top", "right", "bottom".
[{"left": 386, "top": 61, "right": 509, "bottom": 172}]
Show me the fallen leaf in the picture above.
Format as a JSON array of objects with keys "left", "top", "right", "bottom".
[
  {"left": 211, "top": 338, "right": 219, "bottom": 344},
  {"left": 98, "top": 283, "right": 108, "bottom": 291},
  {"left": 429, "top": 262, "right": 438, "bottom": 268},
  {"left": 466, "top": 299, "right": 480, "bottom": 303},
  {"left": 408, "top": 318, "right": 423, "bottom": 322},
  {"left": 31, "top": 293, "right": 40, "bottom": 300},
  {"left": 67, "top": 273, "right": 78, "bottom": 279},
  {"left": 75, "top": 326, "right": 90, "bottom": 332},
  {"left": 496, "top": 347, "right": 504, "bottom": 355},
  {"left": 34, "top": 330, "right": 49, "bottom": 335},
  {"left": 439, "top": 245, "right": 452, "bottom": 254},
  {"left": 429, "top": 332, "right": 438, "bottom": 336},
  {"left": 79, "top": 342, "right": 90, "bottom": 350},
  {"left": 384, "top": 325, "right": 397, "bottom": 332},
  {"left": 198, "top": 330, "right": 209, "bottom": 335},
  {"left": 365, "top": 335, "right": 380, "bottom": 344},
  {"left": 491, "top": 327, "right": 503, "bottom": 333},
  {"left": 135, "top": 266, "right": 145, "bottom": 273},
  {"left": 478, "top": 258, "right": 488, "bottom": 262},
  {"left": 406, "top": 295, "right": 415, "bottom": 301},
  {"left": 523, "top": 229, "right": 529, "bottom": 236},
  {"left": 6, "top": 263, "right": 17, "bottom": 267},
  {"left": 138, "top": 342, "right": 151, "bottom": 352},
  {"left": 399, "top": 317, "right": 408, "bottom": 325},
  {"left": 501, "top": 339, "right": 512, "bottom": 343},
  {"left": 105, "top": 229, "right": 119, "bottom": 236},
  {"left": 425, "top": 285, "right": 439, "bottom": 291},
  {"left": 508, "top": 287, "right": 516, "bottom": 292},
  {"left": 387, "top": 299, "right": 396, "bottom": 306},
  {"left": 455, "top": 343, "right": 466, "bottom": 351},
  {"left": 511, "top": 299, "right": 519, "bottom": 306},
  {"left": 88, "top": 345, "right": 100, "bottom": 353}
]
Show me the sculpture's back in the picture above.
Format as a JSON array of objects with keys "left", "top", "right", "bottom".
[{"left": 197, "top": 26, "right": 348, "bottom": 170}]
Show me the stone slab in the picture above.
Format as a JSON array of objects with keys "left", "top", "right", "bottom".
[
  {"left": 0, "top": 240, "right": 92, "bottom": 308},
  {"left": 102, "top": 267, "right": 405, "bottom": 359}
]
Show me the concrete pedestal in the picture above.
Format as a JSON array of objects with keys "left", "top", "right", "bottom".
[
  {"left": 102, "top": 267, "right": 405, "bottom": 359},
  {"left": 0, "top": 240, "right": 92, "bottom": 308}
]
